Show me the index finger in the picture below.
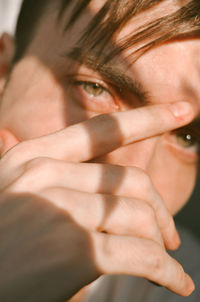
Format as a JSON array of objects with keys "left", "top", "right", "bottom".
[{"left": 5, "top": 101, "right": 194, "bottom": 163}]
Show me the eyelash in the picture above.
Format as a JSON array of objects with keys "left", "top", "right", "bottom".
[
  {"left": 74, "top": 81, "right": 109, "bottom": 97},
  {"left": 70, "top": 79, "right": 120, "bottom": 113},
  {"left": 69, "top": 78, "right": 200, "bottom": 163},
  {"left": 168, "top": 128, "right": 200, "bottom": 162}
]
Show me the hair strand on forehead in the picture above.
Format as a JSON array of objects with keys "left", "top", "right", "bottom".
[
  {"left": 13, "top": 0, "right": 200, "bottom": 67},
  {"left": 60, "top": 0, "right": 92, "bottom": 30},
  {"left": 67, "top": 0, "right": 200, "bottom": 66}
]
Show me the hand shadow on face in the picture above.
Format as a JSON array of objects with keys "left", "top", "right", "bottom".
[
  {"left": 5, "top": 1, "right": 200, "bottom": 294},
  {"left": 10, "top": 0, "right": 137, "bottom": 234}
]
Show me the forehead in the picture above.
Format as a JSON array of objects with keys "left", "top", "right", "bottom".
[
  {"left": 132, "top": 40, "right": 200, "bottom": 110},
  {"left": 26, "top": 0, "right": 200, "bottom": 70},
  {"left": 21, "top": 0, "right": 200, "bottom": 111},
  {"left": 29, "top": 0, "right": 188, "bottom": 51}
]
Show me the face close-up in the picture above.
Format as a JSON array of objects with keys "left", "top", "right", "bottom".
[{"left": 0, "top": 0, "right": 200, "bottom": 215}]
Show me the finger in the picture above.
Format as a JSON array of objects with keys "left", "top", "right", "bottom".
[
  {"left": 3, "top": 102, "right": 194, "bottom": 165},
  {"left": 91, "top": 232, "right": 195, "bottom": 297},
  {"left": 7, "top": 158, "right": 179, "bottom": 250},
  {"left": 38, "top": 187, "right": 164, "bottom": 247},
  {"left": 58, "top": 162, "right": 179, "bottom": 250}
]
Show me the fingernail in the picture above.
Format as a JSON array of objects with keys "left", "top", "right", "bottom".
[
  {"left": 185, "top": 274, "right": 195, "bottom": 295},
  {"left": 174, "top": 228, "right": 181, "bottom": 246},
  {"left": 169, "top": 102, "right": 194, "bottom": 119},
  {"left": 170, "top": 229, "right": 181, "bottom": 250},
  {"left": 165, "top": 219, "right": 181, "bottom": 251}
]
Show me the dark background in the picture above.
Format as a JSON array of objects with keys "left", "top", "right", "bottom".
[{"left": 176, "top": 171, "right": 200, "bottom": 238}]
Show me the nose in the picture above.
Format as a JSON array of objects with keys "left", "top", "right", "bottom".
[{"left": 101, "top": 136, "right": 160, "bottom": 171}]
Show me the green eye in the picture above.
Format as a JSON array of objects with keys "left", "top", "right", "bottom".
[
  {"left": 82, "top": 82, "right": 105, "bottom": 97},
  {"left": 72, "top": 79, "right": 118, "bottom": 113},
  {"left": 176, "top": 133, "right": 197, "bottom": 148}
]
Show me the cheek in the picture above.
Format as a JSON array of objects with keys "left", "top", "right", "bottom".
[
  {"left": 95, "top": 138, "right": 157, "bottom": 168},
  {"left": 95, "top": 137, "right": 197, "bottom": 215},
  {"left": 1, "top": 70, "right": 93, "bottom": 140},
  {"left": 147, "top": 140, "right": 197, "bottom": 215}
]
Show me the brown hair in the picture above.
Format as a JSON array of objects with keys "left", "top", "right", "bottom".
[
  {"left": 14, "top": 0, "right": 51, "bottom": 62},
  {"left": 14, "top": 0, "right": 200, "bottom": 65}
]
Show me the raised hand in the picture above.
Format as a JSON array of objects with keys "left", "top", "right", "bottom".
[{"left": 0, "top": 102, "right": 195, "bottom": 300}]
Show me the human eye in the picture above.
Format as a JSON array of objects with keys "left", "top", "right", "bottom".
[
  {"left": 69, "top": 78, "right": 120, "bottom": 113},
  {"left": 167, "top": 127, "right": 200, "bottom": 163}
]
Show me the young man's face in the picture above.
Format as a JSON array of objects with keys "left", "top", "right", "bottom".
[{"left": 1, "top": 1, "right": 200, "bottom": 215}]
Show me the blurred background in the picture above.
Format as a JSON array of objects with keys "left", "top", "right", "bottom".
[
  {"left": 0, "top": 0, "right": 200, "bottom": 238},
  {"left": 176, "top": 172, "right": 200, "bottom": 238},
  {"left": 0, "top": 0, "right": 22, "bottom": 35}
]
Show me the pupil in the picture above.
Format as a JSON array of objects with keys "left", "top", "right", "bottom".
[
  {"left": 185, "top": 134, "right": 192, "bottom": 141},
  {"left": 179, "top": 133, "right": 194, "bottom": 147},
  {"left": 85, "top": 83, "right": 103, "bottom": 96},
  {"left": 93, "top": 83, "right": 99, "bottom": 89}
]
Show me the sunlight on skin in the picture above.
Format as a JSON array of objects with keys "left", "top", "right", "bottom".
[{"left": 0, "top": 1, "right": 199, "bottom": 300}]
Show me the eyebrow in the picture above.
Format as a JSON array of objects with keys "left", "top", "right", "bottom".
[
  {"left": 67, "top": 48, "right": 151, "bottom": 105},
  {"left": 66, "top": 48, "right": 200, "bottom": 141}
]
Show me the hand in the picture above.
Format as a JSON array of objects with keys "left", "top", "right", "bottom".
[
  {"left": 0, "top": 103, "right": 195, "bottom": 299},
  {"left": 0, "top": 193, "right": 99, "bottom": 301}
]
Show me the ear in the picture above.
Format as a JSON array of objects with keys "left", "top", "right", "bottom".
[
  {"left": 0, "top": 129, "right": 20, "bottom": 157},
  {"left": 0, "top": 33, "right": 15, "bottom": 98}
]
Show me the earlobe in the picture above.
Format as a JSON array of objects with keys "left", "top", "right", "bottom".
[
  {"left": 0, "top": 33, "right": 15, "bottom": 97},
  {"left": 0, "top": 129, "right": 20, "bottom": 157}
]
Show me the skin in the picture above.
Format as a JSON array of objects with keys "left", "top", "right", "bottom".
[{"left": 0, "top": 0, "right": 199, "bottom": 300}]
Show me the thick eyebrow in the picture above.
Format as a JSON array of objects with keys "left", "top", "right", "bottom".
[{"left": 67, "top": 48, "right": 151, "bottom": 105}]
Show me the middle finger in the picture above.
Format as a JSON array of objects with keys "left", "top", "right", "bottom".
[{"left": 6, "top": 158, "right": 179, "bottom": 250}]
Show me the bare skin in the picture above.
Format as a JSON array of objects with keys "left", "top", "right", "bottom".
[
  {"left": 0, "top": 104, "right": 195, "bottom": 300},
  {"left": 0, "top": 0, "right": 199, "bottom": 300}
]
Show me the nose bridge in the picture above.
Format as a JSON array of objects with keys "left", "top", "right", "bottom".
[
  {"left": 129, "top": 136, "right": 159, "bottom": 171},
  {"left": 95, "top": 135, "right": 160, "bottom": 171}
]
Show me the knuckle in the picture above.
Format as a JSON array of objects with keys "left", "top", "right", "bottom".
[
  {"left": 128, "top": 167, "right": 154, "bottom": 196},
  {"left": 91, "top": 233, "right": 111, "bottom": 274},
  {"left": 100, "top": 234, "right": 114, "bottom": 260},
  {"left": 24, "top": 157, "right": 52, "bottom": 172},
  {"left": 137, "top": 203, "right": 160, "bottom": 240},
  {"left": 0, "top": 142, "right": 35, "bottom": 189},
  {"left": 141, "top": 171, "right": 153, "bottom": 193},
  {"left": 5, "top": 170, "right": 31, "bottom": 192},
  {"left": 115, "top": 198, "right": 137, "bottom": 232},
  {"left": 1, "top": 141, "right": 30, "bottom": 167},
  {"left": 6, "top": 158, "right": 53, "bottom": 193},
  {"left": 147, "top": 244, "right": 165, "bottom": 274},
  {"left": 141, "top": 202, "right": 157, "bottom": 226},
  {"left": 5, "top": 176, "right": 26, "bottom": 193},
  {"left": 152, "top": 253, "right": 164, "bottom": 273},
  {"left": 1, "top": 146, "right": 20, "bottom": 169}
]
